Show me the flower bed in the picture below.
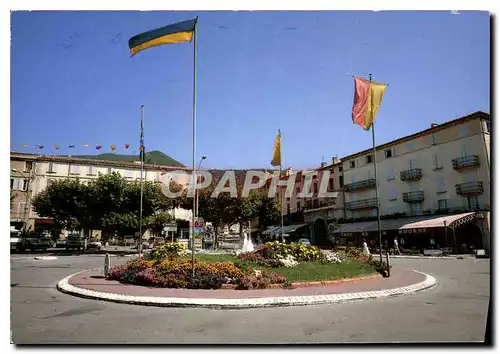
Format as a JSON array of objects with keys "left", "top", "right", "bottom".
[
  {"left": 106, "top": 241, "right": 379, "bottom": 290},
  {"left": 236, "top": 241, "right": 343, "bottom": 267}
]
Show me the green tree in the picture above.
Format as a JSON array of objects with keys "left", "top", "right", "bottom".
[
  {"left": 32, "top": 172, "right": 177, "bottom": 240},
  {"left": 121, "top": 180, "right": 173, "bottom": 217},
  {"left": 146, "top": 211, "right": 173, "bottom": 237},
  {"left": 31, "top": 178, "right": 85, "bottom": 232},
  {"left": 176, "top": 186, "right": 234, "bottom": 247},
  {"left": 257, "top": 193, "right": 281, "bottom": 229}
]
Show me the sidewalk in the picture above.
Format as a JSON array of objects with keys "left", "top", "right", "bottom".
[{"left": 57, "top": 268, "right": 437, "bottom": 309}]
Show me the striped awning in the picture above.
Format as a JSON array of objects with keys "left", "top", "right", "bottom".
[
  {"left": 262, "top": 224, "right": 308, "bottom": 236},
  {"left": 279, "top": 223, "right": 309, "bottom": 234},
  {"left": 262, "top": 226, "right": 281, "bottom": 235},
  {"left": 333, "top": 212, "right": 478, "bottom": 233}
]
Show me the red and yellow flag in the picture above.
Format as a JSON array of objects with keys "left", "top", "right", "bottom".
[{"left": 352, "top": 76, "right": 387, "bottom": 131}]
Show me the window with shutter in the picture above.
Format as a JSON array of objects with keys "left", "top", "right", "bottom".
[
  {"left": 386, "top": 165, "right": 395, "bottom": 180},
  {"left": 24, "top": 161, "right": 33, "bottom": 172},
  {"left": 436, "top": 176, "right": 446, "bottom": 193},
  {"left": 468, "top": 196, "right": 479, "bottom": 210}
]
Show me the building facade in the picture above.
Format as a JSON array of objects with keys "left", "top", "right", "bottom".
[
  {"left": 10, "top": 152, "right": 193, "bottom": 237},
  {"left": 339, "top": 111, "right": 490, "bottom": 221},
  {"left": 303, "top": 111, "right": 490, "bottom": 253}
]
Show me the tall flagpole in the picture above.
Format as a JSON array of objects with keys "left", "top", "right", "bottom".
[
  {"left": 279, "top": 131, "right": 284, "bottom": 243},
  {"left": 368, "top": 73, "right": 383, "bottom": 264},
  {"left": 139, "top": 104, "right": 145, "bottom": 258},
  {"left": 191, "top": 17, "right": 199, "bottom": 278},
  {"left": 280, "top": 164, "right": 284, "bottom": 242}
]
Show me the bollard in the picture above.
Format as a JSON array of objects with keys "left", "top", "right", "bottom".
[{"left": 104, "top": 253, "right": 110, "bottom": 277}]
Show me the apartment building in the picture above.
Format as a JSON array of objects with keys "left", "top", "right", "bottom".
[
  {"left": 329, "top": 111, "right": 491, "bottom": 253},
  {"left": 10, "top": 151, "right": 193, "bottom": 236},
  {"left": 262, "top": 165, "right": 340, "bottom": 245},
  {"left": 10, "top": 157, "right": 36, "bottom": 230}
]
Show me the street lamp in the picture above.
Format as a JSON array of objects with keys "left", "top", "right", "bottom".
[{"left": 11, "top": 168, "right": 30, "bottom": 232}]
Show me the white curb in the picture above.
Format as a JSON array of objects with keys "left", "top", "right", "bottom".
[
  {"left": 389, "top": 255, "right": 474, "bottom": 260},
  {"left": 34, "top": 256, "right": 58, "bottom": 260},
  {"left": 56, "top": 270, "right": 437, "bottom": 309}
]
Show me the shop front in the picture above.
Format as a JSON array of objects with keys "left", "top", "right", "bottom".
[{"left": 332, "top": 212, "right": 486, "bottom": 254}]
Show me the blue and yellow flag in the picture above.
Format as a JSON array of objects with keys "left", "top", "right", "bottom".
[{"left": 129, "top": 18, "right": 197, "bottom": 56}]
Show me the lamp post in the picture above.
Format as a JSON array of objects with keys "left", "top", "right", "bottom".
[{"left": 12, "top": 168, "right": 30, "bottom": 232}]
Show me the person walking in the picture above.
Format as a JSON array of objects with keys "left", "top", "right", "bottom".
[{"left": 394, "top": 237, "right": 401, "bottom": 255}]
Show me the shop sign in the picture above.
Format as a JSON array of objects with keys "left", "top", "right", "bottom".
[{"left": 398, "top": 228, "right": 429, "bottom": 234}]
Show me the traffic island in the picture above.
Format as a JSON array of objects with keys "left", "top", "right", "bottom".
[{"left": 57, "top": 268, "right": 437, "bottom": 309}]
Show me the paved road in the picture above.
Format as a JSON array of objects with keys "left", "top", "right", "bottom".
[{"left": 11, "top": 255, "right": 490, "bottom": 344}]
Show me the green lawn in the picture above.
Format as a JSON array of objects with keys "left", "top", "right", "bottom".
[
  {"left": 180, "top": 253, "right": 377, "bottom": 283},
  {"left": 186, "top": 253, "right": 237, "bottom": 263},
  {"left": 265, "top": 259, "right": 377, "bottom": 282}
]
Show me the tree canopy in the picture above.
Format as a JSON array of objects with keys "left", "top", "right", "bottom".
[
  {"left": 176, "top": 184, "right": 280, "bottom": 234},
  {"left": 31, "top": 172, "right": 281, "bottom": 240},
  {"left": 31, "top": 172, "right": 176, "bottom": 238}
]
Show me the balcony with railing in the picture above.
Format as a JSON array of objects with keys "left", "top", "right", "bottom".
[
  {"left": 345, "top": 198, "right": 378, "bottom": 210},
  {"left": 304, "top": 197, "right": 336, "bottom": 211},
  {"left": 452, "top": 155, "right": 480, "bottom": 170},
  {"left": 402, "top": 190, "right": 424, "bottom": 203},
  {"left": 343, "top": 179, "right": 376, "bottom": 192},
  {"left": 400, "top": 168, "right": 423, "bottom": 181},
  {"left": 455, "top": 181, "right": 484, "bottom": 196}
]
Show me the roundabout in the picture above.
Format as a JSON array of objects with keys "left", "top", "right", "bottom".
[
  {"left": 57, "top": 268, "right": 437, "bottom": 309},
  {"left": 11, "top": 254, "right": 489, "bottom": 343}
]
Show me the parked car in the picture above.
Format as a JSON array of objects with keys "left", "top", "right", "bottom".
[
  {"left": 17, "top": 237, "right": 52, "bottom": 252},
  {"left": 123, "top": 236, "right": 136, "bottom": 247},
  {"left": 87, "top": 239, "right": 102, "bottom": 250},
  {"left": 153, "top": 237, "right": 165, "bottom": 247},
  {"left": 298, "top": 238, "right": 311, "bottom": 245},
  {"left": 10, "top": 237, "right": 21, "bottom": 252},
  {"left": 135, "top": 241, "right": 152, "bottom": 250},
  {"left": 65, "top": 235, "right": 85, "bottom": 251},
  {"left": 55, "top": 239, "right": 67, "bottom": 248}
]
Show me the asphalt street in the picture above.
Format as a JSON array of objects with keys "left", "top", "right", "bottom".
[{"left": 10, "top": 254, "right": 490, "bottom": 344}]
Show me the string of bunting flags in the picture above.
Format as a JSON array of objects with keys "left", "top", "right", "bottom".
[{"left": 14, "top": 143, "right": 137, "bottom": 153}]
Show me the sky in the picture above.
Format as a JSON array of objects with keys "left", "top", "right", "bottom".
[{"left": 10, "top": 10, "right": 490, "bottom": 169}]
